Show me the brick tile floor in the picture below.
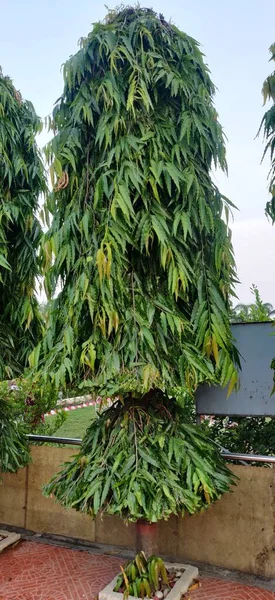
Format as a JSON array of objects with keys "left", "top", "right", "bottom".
[
  {"left": 0, "top": 541, "right": 122, "bottom": 600},
  {"left": 0, "top": 541, "right": 274, "bottom": 600},
  {"left": 186, "top": 577, "right": 275, "bottom": 599}
]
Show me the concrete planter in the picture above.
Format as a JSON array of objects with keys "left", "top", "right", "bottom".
[
  {"left": 0, "top": 530, "right": 20, "bottom": 552},
  {"left": 98, "top": 562, "right": 198, "bottom": 600}
]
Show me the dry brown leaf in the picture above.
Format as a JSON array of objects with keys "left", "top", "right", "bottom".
[
  {"left": 55, "top": 172, "right": 69, "bottom": 191},
  {"left": 188, "top": 579, "right": 201, "bottom": 591}
]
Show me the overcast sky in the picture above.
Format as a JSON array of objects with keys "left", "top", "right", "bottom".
[{"left": 1, "top": 0, "right": 275, "bottom": 305}]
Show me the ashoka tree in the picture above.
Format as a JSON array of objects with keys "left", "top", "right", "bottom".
[
  {"left": 36, "top": 7, "right": 238, "bottom": 396},
  {"left": 260, "top": 43, "right": 275, "bottom": 221},
  {"left": 0, "top": 68, "right": 45, "bottom": 379},
  {"left": 0, "top": 69, "right": 45, "bottom": 472},
  {"left": 40, "top": 8, "right": 238, "bottom": 524}
]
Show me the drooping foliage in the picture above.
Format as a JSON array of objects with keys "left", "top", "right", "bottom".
[
  {"left": 259, "top": 43, "right": 275, "bottom": 220},
  {"left": 0, "top": 395, "right": 30, "bottom": 473},
  {"left": 44, "top": 392, "right": 236, "bottom": 522},
  {"left": 259, "top": 45, "right": 275, "bottom": 395},
  {"left": 36, "top": 6, "right": 238, "bottom": 397},
  {"left": 0, "top": 68, "right": 46, "bottom": 378}
]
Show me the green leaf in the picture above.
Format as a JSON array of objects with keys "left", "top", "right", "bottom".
[
  {"left": 139, "top": 448, "right": 159, "bottom": 468},
  {"left": 0, "top": 254, "right": 11, "bottom": 270}
]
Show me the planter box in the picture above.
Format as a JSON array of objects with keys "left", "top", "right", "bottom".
[
  {"left": 0, "top": 530, "right": 21, "bottom": 553},
  {"left": 99, "top": 562, "right": 198, "bottom": 600}
]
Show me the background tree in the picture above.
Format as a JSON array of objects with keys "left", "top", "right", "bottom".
[
  {"left": 0, "top": 69, "right": 48, "bottom": 472},
  {"left": 230, "top": 284, "right": 274, "bottom": 323},
  {"left": 259, "top": 43, "right": 275, "bottom": 221},
  {"left": 0, "top": 68, "right": 46, "bottom": 379},
  {"left": 41, "top": 7, "right": 239, "bottom": 547},
  {"left": 260, "top": 44, "right": 275, "bottom": 401}
]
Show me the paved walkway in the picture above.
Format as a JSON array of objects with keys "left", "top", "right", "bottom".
[
  {"left": 0, "top": 541, "right": 274, "bottom": 600},
  {"left": 186, "top": 577, "right": 275, "bottom": 599},
  {"left": 0, "top": 541, "right": 121, "bottom": 600}
]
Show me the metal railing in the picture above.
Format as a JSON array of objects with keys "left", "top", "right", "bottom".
[
  {"left": 220, "top": 451, "right": 275, "bottom": 464},
  {"left": 27, "top": 435, "right": 275, "bottom": 463},
  {"left": 27, "top": 434, "right": 82, "bottom": 446}
]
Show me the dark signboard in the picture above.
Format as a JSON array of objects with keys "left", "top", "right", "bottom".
[{"left": 195, "top": 322, "right": 275, "bottom": 416}]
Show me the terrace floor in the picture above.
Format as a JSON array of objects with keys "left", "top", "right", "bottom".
[{"left": 0, "top": 540, "right": 274, "bottom": 600}]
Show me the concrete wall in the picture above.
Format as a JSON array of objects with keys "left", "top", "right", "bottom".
[{"left": 1, "top": 446, "right": 275, "bottom": 578}]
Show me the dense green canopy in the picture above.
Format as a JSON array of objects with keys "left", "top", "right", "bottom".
[
  {"left": 35, "top": 7, "right": 238, "bottom": 397},
  {"left": 260, "top": 43, "right": 275, "bottom": 220},
  {"left": 0, "top": 69, "right": 46, "bottom": 378}
]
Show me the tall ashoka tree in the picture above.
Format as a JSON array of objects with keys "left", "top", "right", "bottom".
[
  {"left": 41, "top": 8, "right": 238, "bottom": 527},
  {"left": 260, "top": 43, "right": 275, "bottom": 220},
  {"left": 37, "top": 7, "right": 238, "bottom": 395},
  {"left": 260, "top": 44, "right": 275, "bottom": 394},
  {"left": 0, "top": 68, "right": 46, "bottom": 378}
]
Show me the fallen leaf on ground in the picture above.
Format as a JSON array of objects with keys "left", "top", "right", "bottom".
[{"left": 188, "top": 579, "right": 201, "bottom": 591}]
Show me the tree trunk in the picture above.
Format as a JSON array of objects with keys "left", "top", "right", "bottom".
[{"left": 136, "top": 520, "right": 158, "bottom": 557}]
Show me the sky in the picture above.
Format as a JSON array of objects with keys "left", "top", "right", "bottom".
[{"left": 1, "top": 0, "right": 275, "bottom": 305}]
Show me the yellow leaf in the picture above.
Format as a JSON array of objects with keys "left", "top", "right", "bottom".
[
  {"left": 113, "top": 311, "right": 119, "bottom": 333},
  {"left": 108, "top": 313, "right": 113, "bottom": 337},
  {"left": 142, "top": 364, "right": 151, "bottom": 390},
  {"left": 106, "top": 243, "right": 112, "bottom": 279},
  {"left": 96, "top": 247, "right": 105, "bottom": 281},
  {"left": 188, "top": 579, "right": 201, "bottom": 591},
  {"left": 204, "top": 489, "right": 211, "bottom": 505},
  {"left": 227, "top": 370, "right": 238, "bottom": 398},
  {"left": 98, "top": 312, "right": 106, "bottom": 337},
  {"left": 26, "top": 306, "right": 33, "bottom": 329},
  {"left": 212, "top": 335, "right": 219, "bottom": 366},
  {"left": 204, "top": 335, "right": 212, "bottom": 357},
  {"left": 110, "top": 199, "right": 117, "bottom": 220}
]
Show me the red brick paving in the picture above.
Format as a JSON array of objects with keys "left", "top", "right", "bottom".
[
  {"left": 186, "top": 577, "right": 275, "bottom": 599},
  {"left": 0, "top": 541, "right": 274, "bottom": 600},
  {"left": 0, "top": 541, "right": 122, "bottom": 600}
]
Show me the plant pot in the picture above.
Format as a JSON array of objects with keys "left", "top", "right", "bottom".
[
  {"left": 99, "top": 562, "right": 199, "bottom": 600},
  {"left": 136, "top": 520, "right": 158, "bottom": 556}
]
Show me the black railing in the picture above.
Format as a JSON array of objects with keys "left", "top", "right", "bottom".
[{"left": 27, "top": 435, "right": 275, "bottom": 463}]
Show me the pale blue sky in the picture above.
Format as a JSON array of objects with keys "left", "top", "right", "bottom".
[{"left": 1, "top": 0, "right": 275, "bottom": 303}]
